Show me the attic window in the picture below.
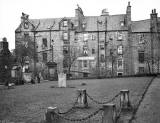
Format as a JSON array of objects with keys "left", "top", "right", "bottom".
[
  {"left": 82, "top": 22, "right": 86, "bottom": 29},
  {"left": 24, "top": 21, "right": 29, "bottom": 29},
  {"left": 120, "top": 21, "right": 124, "bottom": 26},
  {"left": 63, "top": 20, "right": 68, "bottom": 27}
]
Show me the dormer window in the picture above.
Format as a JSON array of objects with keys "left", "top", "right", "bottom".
[
  {"left": 82, "top": 22, "right": 86, "bottom": 29},
  {"left": 24, "top": 20, "right": 29, "bottom": 29},
  {"left": 63, "top": 20, "right": 68, "bottom": 27},
  {"left": 120, "top": 21, "right": 124, "bottom": 26}
]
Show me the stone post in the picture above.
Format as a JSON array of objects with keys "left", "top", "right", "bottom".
[
  {"left": 102, "top": 103, "right": 116, "bottom": 123},
  {"left": 120, "top": 90, "right": 131, "bottom": 110},
  {"left": 76, "top": 89, "right": 88, "bottom": 108},
  {"left": 45, "top": 107, "right": 59, "bottom": 123}
]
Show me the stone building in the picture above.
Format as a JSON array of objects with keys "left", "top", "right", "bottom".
[{"left": 15, "top": 2, "right": 160, "bottom": 78}]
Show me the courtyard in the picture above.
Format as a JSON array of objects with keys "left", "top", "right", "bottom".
[{"left": 0, "top": 77, "right": 153, "bottom": 123}]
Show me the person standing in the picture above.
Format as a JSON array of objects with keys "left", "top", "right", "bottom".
[{"left": 37, "top": 74, "right": 40, "bottom": 83}]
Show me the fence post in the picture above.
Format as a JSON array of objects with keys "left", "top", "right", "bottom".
[
  {"left": 45, "top": 107, "right": 59, "bottom": 123},
  {"left": 102, "top": 103, "right": 116, "bottom": 123},
  {"left": 120, "top": 90, "right": 131, "bottom": 110},
  {"left": 76, "top": 89, "right": 88, "bottom": 108}
]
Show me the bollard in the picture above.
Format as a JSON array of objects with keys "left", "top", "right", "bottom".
[
  {"left": 102, "top": 103, "right": 116, "bottom": 123},
  {"left": 45, "top": 107, "right": 59, "bottom": 123},
  {"left": 76, "top": 89, "right": 88, "bottom": 108},
  {"left": 120, "top": 90, "right": 131, "bottom": 110}
]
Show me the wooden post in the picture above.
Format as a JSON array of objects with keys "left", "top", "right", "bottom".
[
  {"left": 76, "top": 89, "right": 88, "bottom": 108},
  {"left": 120, "top": 90, "right": 131, "bottom": 110},
  {"left": 45, "top": 107, "right": 59, "bottom": 123},
  {"left": 102, "top": 103, "right": 116, "bottom": 123}
]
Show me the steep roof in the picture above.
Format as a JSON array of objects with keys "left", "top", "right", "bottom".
[
  {"left": 131, "top": 19, "right": 151, "bottom": 32},
  {"left": 15, "top": 14, "right": 127, "bottom": 32},
  {"left": 84, "top": 14, "right": 127, "bottom": 31},
  {"left": 30, "top": 17, "right": 75, "bottom": 31}
]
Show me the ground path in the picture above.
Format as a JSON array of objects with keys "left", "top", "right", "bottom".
[{"left": 132, "top": 77, "right": 160, "bottom": 123}]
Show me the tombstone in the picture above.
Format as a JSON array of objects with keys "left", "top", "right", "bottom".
[
  {"left": 120, "top": 89, "right": 131, "bottom": 110},
  {"left": 76, "top": 89, "right": 88, "bottom": 108},
  {"left": 58, "top": 73, "right": 66, "bottom": 87}
]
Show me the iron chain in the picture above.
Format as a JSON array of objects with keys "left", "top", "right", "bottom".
[
  {"left": 86, "top": 92, "right": 120, "bottom": 104},
  {"left": 54, "top": 107, "right": 103, "bottom": 122}
]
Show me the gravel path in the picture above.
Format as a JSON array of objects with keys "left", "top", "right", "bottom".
[{"left": 132, "top": 77, "right": 160, "bottom": 123}]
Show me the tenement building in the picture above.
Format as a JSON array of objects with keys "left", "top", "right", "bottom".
[{"left": 15, "top": 2, "right": 160, "bottom": 78}]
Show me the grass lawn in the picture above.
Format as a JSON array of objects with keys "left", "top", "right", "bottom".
[{"left": 0, "top": 77, "right": 153, "bottom": 123}]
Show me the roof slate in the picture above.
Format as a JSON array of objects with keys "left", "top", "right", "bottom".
[
  {"left": 16, "top": 14, "right": 128, "bottom": 32},
  {"left": 16, "top": 15, "right": 159, "bottom": 33},
  {"left": 132, "top": 19, "right": 151, "bottom": 32}
]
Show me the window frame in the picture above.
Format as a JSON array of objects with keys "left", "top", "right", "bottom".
[
  {"left": 63, "top": 32, "right": 68, "bottom": 41},
  {"left": 117, "top": 45, "right": 123, "bottom": 55},
  {"left": 42, "top": 38, "right": 47, "bottom": 47},
  {"left": 117, "top": 58, "right": 123, "bottom": 70},
  {"left": 100, "top": 54, "right": 105, "bottom": 62},
  {"left": 42, "top": 52, "right": 47, "bottom": 62},
  {"left": 63, "top": 20, "right": 68, "bottom": 27},
  {"left": 83, "top": 60, "right": 87, "bottom": 68},
  {"left": 138, "top": 51, "right": 145, "bottom": 63}
]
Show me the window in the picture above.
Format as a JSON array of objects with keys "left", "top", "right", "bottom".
[
  {"left": 100, "top": 45, "right": 105, "bottom": 50},
  {"left": 138, "top": 34, "right": 145, "bottom": 44},
  {"left": 63, "top": 46, "right": 69, "bottom": 54},
  {"left": 24, "top": 20, "right": 29, "bottom": 29},
  {"left": 92, "top": 48, "right": 95, "bottom": 54},
  {"left": 63, "top": 20, "right": 68, "bottom": 27},
  {"left": 117, "top": 45, "right": 123, "bottom": 55},
  {"left": 24, "top": 33, "right": 29, "bottom": 38},
  {"left": 117, "top": 32, "right": 123, "bottom": 41},
  {"left": 117, "top": 72, "right": 123, "bottom": 76},
  {"left": 139, "top": 67, "right": 144, "bottom": 74},
  {"left": 117, "top": 59, "right": 123, "bottom": 69},
  {"left": 100, "top": 54, "right": 105, "bottom": 62},
  {"left": 63, "top": 32, "right": 68, "bottom": 40},
  {"left": 83, "top": 60, "right": 87, "bottom": 67},
  {"left": 82, "top": 23, "right": 86, "bottom": 29},
  {"left": 42, "top": 53, "right": 47, "bottom": 62},
  {"left": 138, "top": 51, "right": 144, "bottom": 63},
  {"left": 42, "top": 38, "right": 47, "bottom": 47},
  {"left": 120, "top": 21, "right": 124, "bottom": 26},
  {"left": 91, "top": 34, "right": 95, "bottom": 40},
  {"left": 84, "top": 34, "right": 88, "bottom": 41},
  {"left": 83, "top": 46, "right": 88, "bottom": 56}
]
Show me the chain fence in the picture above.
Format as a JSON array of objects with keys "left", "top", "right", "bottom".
[
  {"left": 58, "top": 94, "right": 79, "bottom": 114},
  {"left": 86, "top": 92, "right": 120, "bottom": 105},
  {"left": 53, "top": 107, "right": 103, "bottom": 123}
]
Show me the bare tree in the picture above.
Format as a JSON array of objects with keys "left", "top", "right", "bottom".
[
  {"left": 15, "top": 35, "right": 34, "bottom": 71},
  {"left": 63, "top": 45, "right": 80, "bottom": 78}
]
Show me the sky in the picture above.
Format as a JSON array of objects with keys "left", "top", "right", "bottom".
[{"left": 0, "top": 0, "right": 160, "bottom": 50}]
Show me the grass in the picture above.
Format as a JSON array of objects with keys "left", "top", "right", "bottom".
[{"left": 0, "top": 77, "right": 153, "bottom": 123}]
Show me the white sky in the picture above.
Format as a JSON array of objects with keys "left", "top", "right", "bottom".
[{"left": 0, "top": 0, "right": 159, "bottom": 50}]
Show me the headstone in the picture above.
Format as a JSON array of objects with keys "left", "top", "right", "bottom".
[{"left": 58, "top": 73, "right": 66, "bottom": 87}]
